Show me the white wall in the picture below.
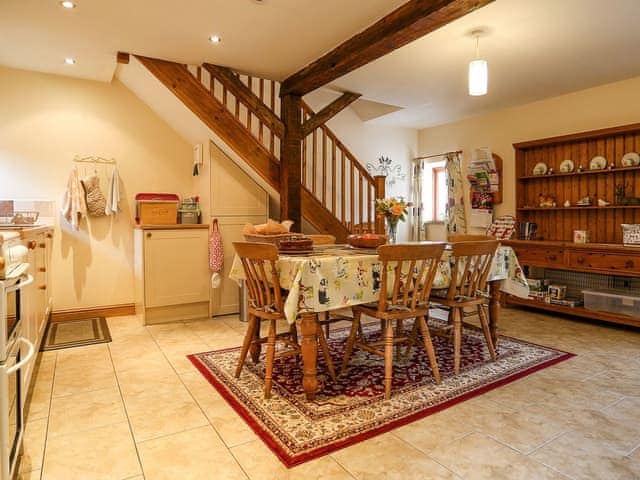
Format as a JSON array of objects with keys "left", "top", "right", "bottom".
[
  {"left": 304, "top": 90, "right": 418, "bottom": 240},
  {"left": 418, "top": 74, "right": 640, "bottom": 240},
  {"left": 0, "top": 66, "right": 194, "bottom": 310}
]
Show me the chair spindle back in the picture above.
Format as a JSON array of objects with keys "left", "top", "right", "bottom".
[
  {"left": 446, "top": 240, "right": 499, "bottom": 300},
  {"left": 233, "top": 242, "right": 283, "bottom": 314}
]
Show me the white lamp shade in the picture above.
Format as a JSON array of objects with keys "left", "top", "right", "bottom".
[{"left": 468, "top": 59, "right": 488, "bottom": 96}]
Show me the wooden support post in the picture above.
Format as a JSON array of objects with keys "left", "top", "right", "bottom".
[
  {"left": 280, "top": 94, "right": 303, "bottom": 230},
  {"left": 374, "top": 175, "right": 386, "bottom": 235}
]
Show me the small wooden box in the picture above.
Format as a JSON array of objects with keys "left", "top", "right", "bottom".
[{"left": 138, "top": 201, "right": 178, "bottom": 225}]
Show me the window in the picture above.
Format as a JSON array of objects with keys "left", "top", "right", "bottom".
[
  {"left": 432, "top": 166, "right": 447, "bottom": 222},
  {"left": 418, "top": 160, "right": 446, "bottom": 223}
]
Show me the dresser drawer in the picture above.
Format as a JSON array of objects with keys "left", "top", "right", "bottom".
[
  {"left": 511, "top": 246, "right": 564, "bottom": 268},
  {"left": 568, "top": 251, "right": 640, "bottom": 276}
]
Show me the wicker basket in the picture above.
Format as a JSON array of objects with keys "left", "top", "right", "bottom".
[{"left": 243, "top": 233, "right": 305, "bottom": 246}]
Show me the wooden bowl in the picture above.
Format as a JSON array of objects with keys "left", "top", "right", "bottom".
[
  {"left": 347, "top": 234, "right": 387, "bottom": 248},
  {"left": 278, "top": 237, "right": 313, "bottom": 251}
]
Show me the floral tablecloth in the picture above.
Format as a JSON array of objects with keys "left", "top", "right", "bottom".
[{"left": 229, "top": 246, "right": 529, "bottom": 324}]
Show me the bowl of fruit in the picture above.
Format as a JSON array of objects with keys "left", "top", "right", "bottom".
[{"left": 346, "top": 233, "right": 387, "bottom": 249}]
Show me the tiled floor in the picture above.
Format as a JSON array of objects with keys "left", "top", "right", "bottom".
[{"left": 19, "top": 308, "right": 640, "bottom": 480}]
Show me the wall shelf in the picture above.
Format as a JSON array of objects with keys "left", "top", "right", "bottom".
[
  {"left": 518, "top": 164, "right": 640, "bottom": 180},
  {"left": 517, "top": 205, "right": 640, "bottom": 211}
]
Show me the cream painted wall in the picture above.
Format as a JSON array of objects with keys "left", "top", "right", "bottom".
[
  {"left": 0, "top": 66, "right": 194, "bottom": 310},
  {"left": 305, "top": 90, "right": 418, "bottom": 240},
  {"left": 418, "top": 75, "right": 640, "bottom": 240}
]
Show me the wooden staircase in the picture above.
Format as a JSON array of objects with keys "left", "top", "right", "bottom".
[{"left": 135, "top": 55, "right": 384, "bottom": 242}]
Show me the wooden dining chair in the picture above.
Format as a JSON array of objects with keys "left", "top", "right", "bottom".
[
  {"left": 340, "top": 243, "right": 446, "bottom": 399},
  {"left": 447, "top": 234, "right": 492, "bottom": 242},
  {"left": 233, "top": 242, "right": 336, "bottom": 398},
  {"left": 428, "top": 240, "right": 499, "bottom": 374}
]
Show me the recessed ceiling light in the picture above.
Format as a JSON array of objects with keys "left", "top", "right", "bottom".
[
  {"left": 209, "top": 35, "right": 222, "bottom": 44},
  {"left": 64, "top": 57, "right": 76, "bottom": 65},
  {"left": 60, "top": 1, "right": 76, "bottom": 8}
]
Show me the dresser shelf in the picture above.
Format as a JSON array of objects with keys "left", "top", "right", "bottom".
[
  {"left": 518, "top": 164, "right": 640, "bottom": 180},
  {"left": 517, "top": 205, "right": 640, "bottom": 211}
]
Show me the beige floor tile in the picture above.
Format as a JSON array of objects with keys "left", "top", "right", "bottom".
[
  {"left": 52, "top": 366, "right": 118, "bottom": 398},
  {"left": 116, "top": 365, "right": 182, "bottom": 398},
  {"left": 138, "top": 426, "right": 247, "bottom": 480},
  {"left": 109, "top": 341, "right": 168, "bottom": 373},
  {"left": 19, "top": 418, "right": 48, "bottom": 473},
  {"left": 531, "top": 431, "right": 639, "bottom": 480},
  {"left": 561, "top": 408, "right": 640, "bottom": 455},
  {"left": 48, "top": 386, "right": 126, "bottom": 437},
  {"left": 181, "top": 372, "right": 258, "bottom": 447},
  {"left": 428, "top": 432, "right": 565, "bottom": 480},
  {"left": 42, "top": 422, "right": 141, "bottom": 480},
  {"left": 55, "top": 344, "right": 113, "bottom": 373},
  {"left": 392, "top": 408, "right": 474, "bottom": 454},
  {"left": 331, "top": 433, "right": 459, "bottom": 479},
  {"left": 232, "top": 438, "right": 354, "bottom": 480},
  {"left": 159, "top": 340, "right": 211, "bottom": 374},
  {"left": 123, "top": 383, "right": 208, "bottom": 442},
  {"left": 25, "top": 381, "right": 53, "bottom": 421}
]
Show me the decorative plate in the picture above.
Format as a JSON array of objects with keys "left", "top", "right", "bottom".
[
  {"left": 589, "top": 155, "right": 607, "bottom": 170},
  {"left": 533, "top": 162, "right": 548, "bottom": 176},
  {"left": 559, "top": 159, "right": 574, "bottom": 173},
  {"left": 621, "top": 152, "right": 640, "bottom": 167}
]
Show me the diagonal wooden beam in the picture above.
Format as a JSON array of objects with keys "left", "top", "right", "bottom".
[
  {"left": 301, "top": 92, "right": 361, "bottom": 137},
  {"left": 203, "top": 63, "right": 285, "bottom": 138},
  {"left": 280, "top": 0, "right": 495, "bottom": 96},
  {"left": 135, "top": 55, "right": 280, "bottom": 189}
]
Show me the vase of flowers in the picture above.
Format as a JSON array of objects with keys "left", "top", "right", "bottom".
[{"left": 375, "top": 197, "right": 411, "bottom": 244}]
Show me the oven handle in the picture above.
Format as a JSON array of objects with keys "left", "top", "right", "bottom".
[
  {"left": 5, "top": 274, "right": 34, "bottom": 293},
  {"left": 6, "top": 337, "right": 35, "bottom": 375}
]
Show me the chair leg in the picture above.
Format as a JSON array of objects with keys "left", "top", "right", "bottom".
[
  {"left": 417, "top": 316, "right": 441, "bottom": 384},
  {"left": 264, "top": 319, "right": 277, "bottom": 399},
  {"left": 452, "top": 307, "right": 462, "bottom": 375},
  {"left": 384, "top": 319, "right": 394, "bottom": 400},
  {"left": 404, "top": 319, "right": 420, "bottom": 359},
  {"left": 394, "top": 319, "right": 403, "bottom": 360},
  {"left": 477, "top": 304, "right": 497, "bottom": 361},
  {"left": 235, "top": 315, "right": 257, "bottom": 378},
  {"left": 340, "top": 311, "right": 361, "bottom": 375},
  {"left": 317, "top": 324, "right": 337, "bottom": 382},
  {"left": 250, "top": 316, "right": 262, "bottom": 364},
  {"left": 289, "top": 322, "right": 299, "bottom": 347}
]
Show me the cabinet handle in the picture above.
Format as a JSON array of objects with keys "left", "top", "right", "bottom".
[
  {"left": 39, "top": 267, "right": 46, "bottom": 272},
  {"left": 577, "top": 256, "right": 585, "bottom": 264},
  {"left": 548, "top": 254, "right": 557, "bottom": 261},
  {"left": 27, "top": 240, "right": 36, "bottom": 250},
  {"left": 38, "top": 285, "right": 46, "bottom": 290},
  {"left": 626, "top": 260, "right": 634, "bottom": 268},
  {"left": 146, "top": 232, "right": 152, "bottom": 238},
  {"left": 46, "top": 232, "right": 53, "bottom": 239},
  {"left": 38, "top": 243, "right": 45, "bottom": 248}
]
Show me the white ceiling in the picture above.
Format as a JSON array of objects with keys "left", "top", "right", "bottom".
[{"left": 3, "top": 0, "right": 640, "bottom": 129}]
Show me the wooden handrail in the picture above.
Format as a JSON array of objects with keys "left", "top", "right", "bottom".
[{"left": 301, "top": 101, "right": 385, "bottom": 234}]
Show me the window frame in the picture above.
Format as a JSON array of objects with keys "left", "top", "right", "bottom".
[{"left": 432, "top": 166, "right": 446, "bottom": 223}]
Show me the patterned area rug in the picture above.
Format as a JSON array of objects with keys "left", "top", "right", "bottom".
[
  {"left": 41, "top": 317, "right": 112, "bottom": 351},
  {"left": 188, "top": 321, "right": 573, "bottom": 467}
]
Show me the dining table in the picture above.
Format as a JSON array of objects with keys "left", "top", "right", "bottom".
[{"left": 229, "top": 242, "right": 529, "bottom": 400}]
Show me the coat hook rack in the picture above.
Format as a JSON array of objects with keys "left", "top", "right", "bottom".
[{"left": 73, "top": 155, "right": 117, "bottom": 164}]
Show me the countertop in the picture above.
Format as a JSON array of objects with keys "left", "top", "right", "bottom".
[
  {"left": 0, "top": 224, "right": 54, "bottom": 238},
  {"left": 135, "top": 224, "right": 209, "bottom": 230}
]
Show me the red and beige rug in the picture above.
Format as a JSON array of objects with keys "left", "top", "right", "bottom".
[{"left": 188, "top": 321, "right": 573, "bottom": 467}]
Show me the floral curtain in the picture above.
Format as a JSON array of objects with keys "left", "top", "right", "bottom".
[{"left": 445, "top": 152, "right": 467, "bottom": 235}]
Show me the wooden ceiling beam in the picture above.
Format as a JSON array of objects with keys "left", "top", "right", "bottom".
[
  {"left": 301, "top": 92, "right": 361, "bottom": 137},
  {"left": 203, "top": 63, "right": 285, "bottom": 138},
  {"left": 280, "top": 0, "right": 494, "bottom": 96}
]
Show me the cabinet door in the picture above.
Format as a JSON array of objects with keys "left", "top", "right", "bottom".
[
  {"left": 35, "top": 233, "right": 48, "bottom": 340},
  {"left": 210, "top": 216, "right": 266, "bottom": 316},
  {"left": 144, "top": 229, "right": 209, "bottom": 307}
]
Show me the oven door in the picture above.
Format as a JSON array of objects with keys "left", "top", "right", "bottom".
[
  {"left": 1, "top": 337, "right": 35, "bottom": 480},
  {"left": 1, "top": 275, "right": 33, "bottom": 361}
]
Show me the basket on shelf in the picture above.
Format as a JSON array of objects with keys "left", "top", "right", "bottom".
[{"left": 12, "top": 211, "right": 39, "bottom": 225}]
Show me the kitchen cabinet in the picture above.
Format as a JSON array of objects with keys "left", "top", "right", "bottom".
[
  {"left": 19, "top": 227, "right": 53, "bottom": 390},
  {"left": 134, "top": 225, "right": 210, "bottom": 324}
]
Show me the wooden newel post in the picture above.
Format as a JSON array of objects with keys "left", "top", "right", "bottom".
[
  {"left": 280, "top": 94, "right": 303, "bottom": 231},
  {"left": 374, "top": 175, "right": 386, "bottom": 235}
]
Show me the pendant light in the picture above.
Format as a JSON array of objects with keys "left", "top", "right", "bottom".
[{"left": 468, "top": 30, "right": 488, "bottom": 96}]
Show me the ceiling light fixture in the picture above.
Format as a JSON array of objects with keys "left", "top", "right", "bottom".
[
  {"left": 468, "top": 30, "right": 488, "bottom": 96},
  {"left": 209, "top": 35, "right": 222, "bottom": 44},
  {"left": 60, "top": 1, "right": 76, "bottom": 8},
  {"left": 64, "top": 57, "right": 76, "bottom": 65}
]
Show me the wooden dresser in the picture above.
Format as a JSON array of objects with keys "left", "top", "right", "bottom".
[{"left": 507, "top": 122, "right": 640, "bottom": 327}]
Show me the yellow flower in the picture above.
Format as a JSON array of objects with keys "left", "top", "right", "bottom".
[{"left": 391, "top": 204, "right": 404, "bottom": 216}]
